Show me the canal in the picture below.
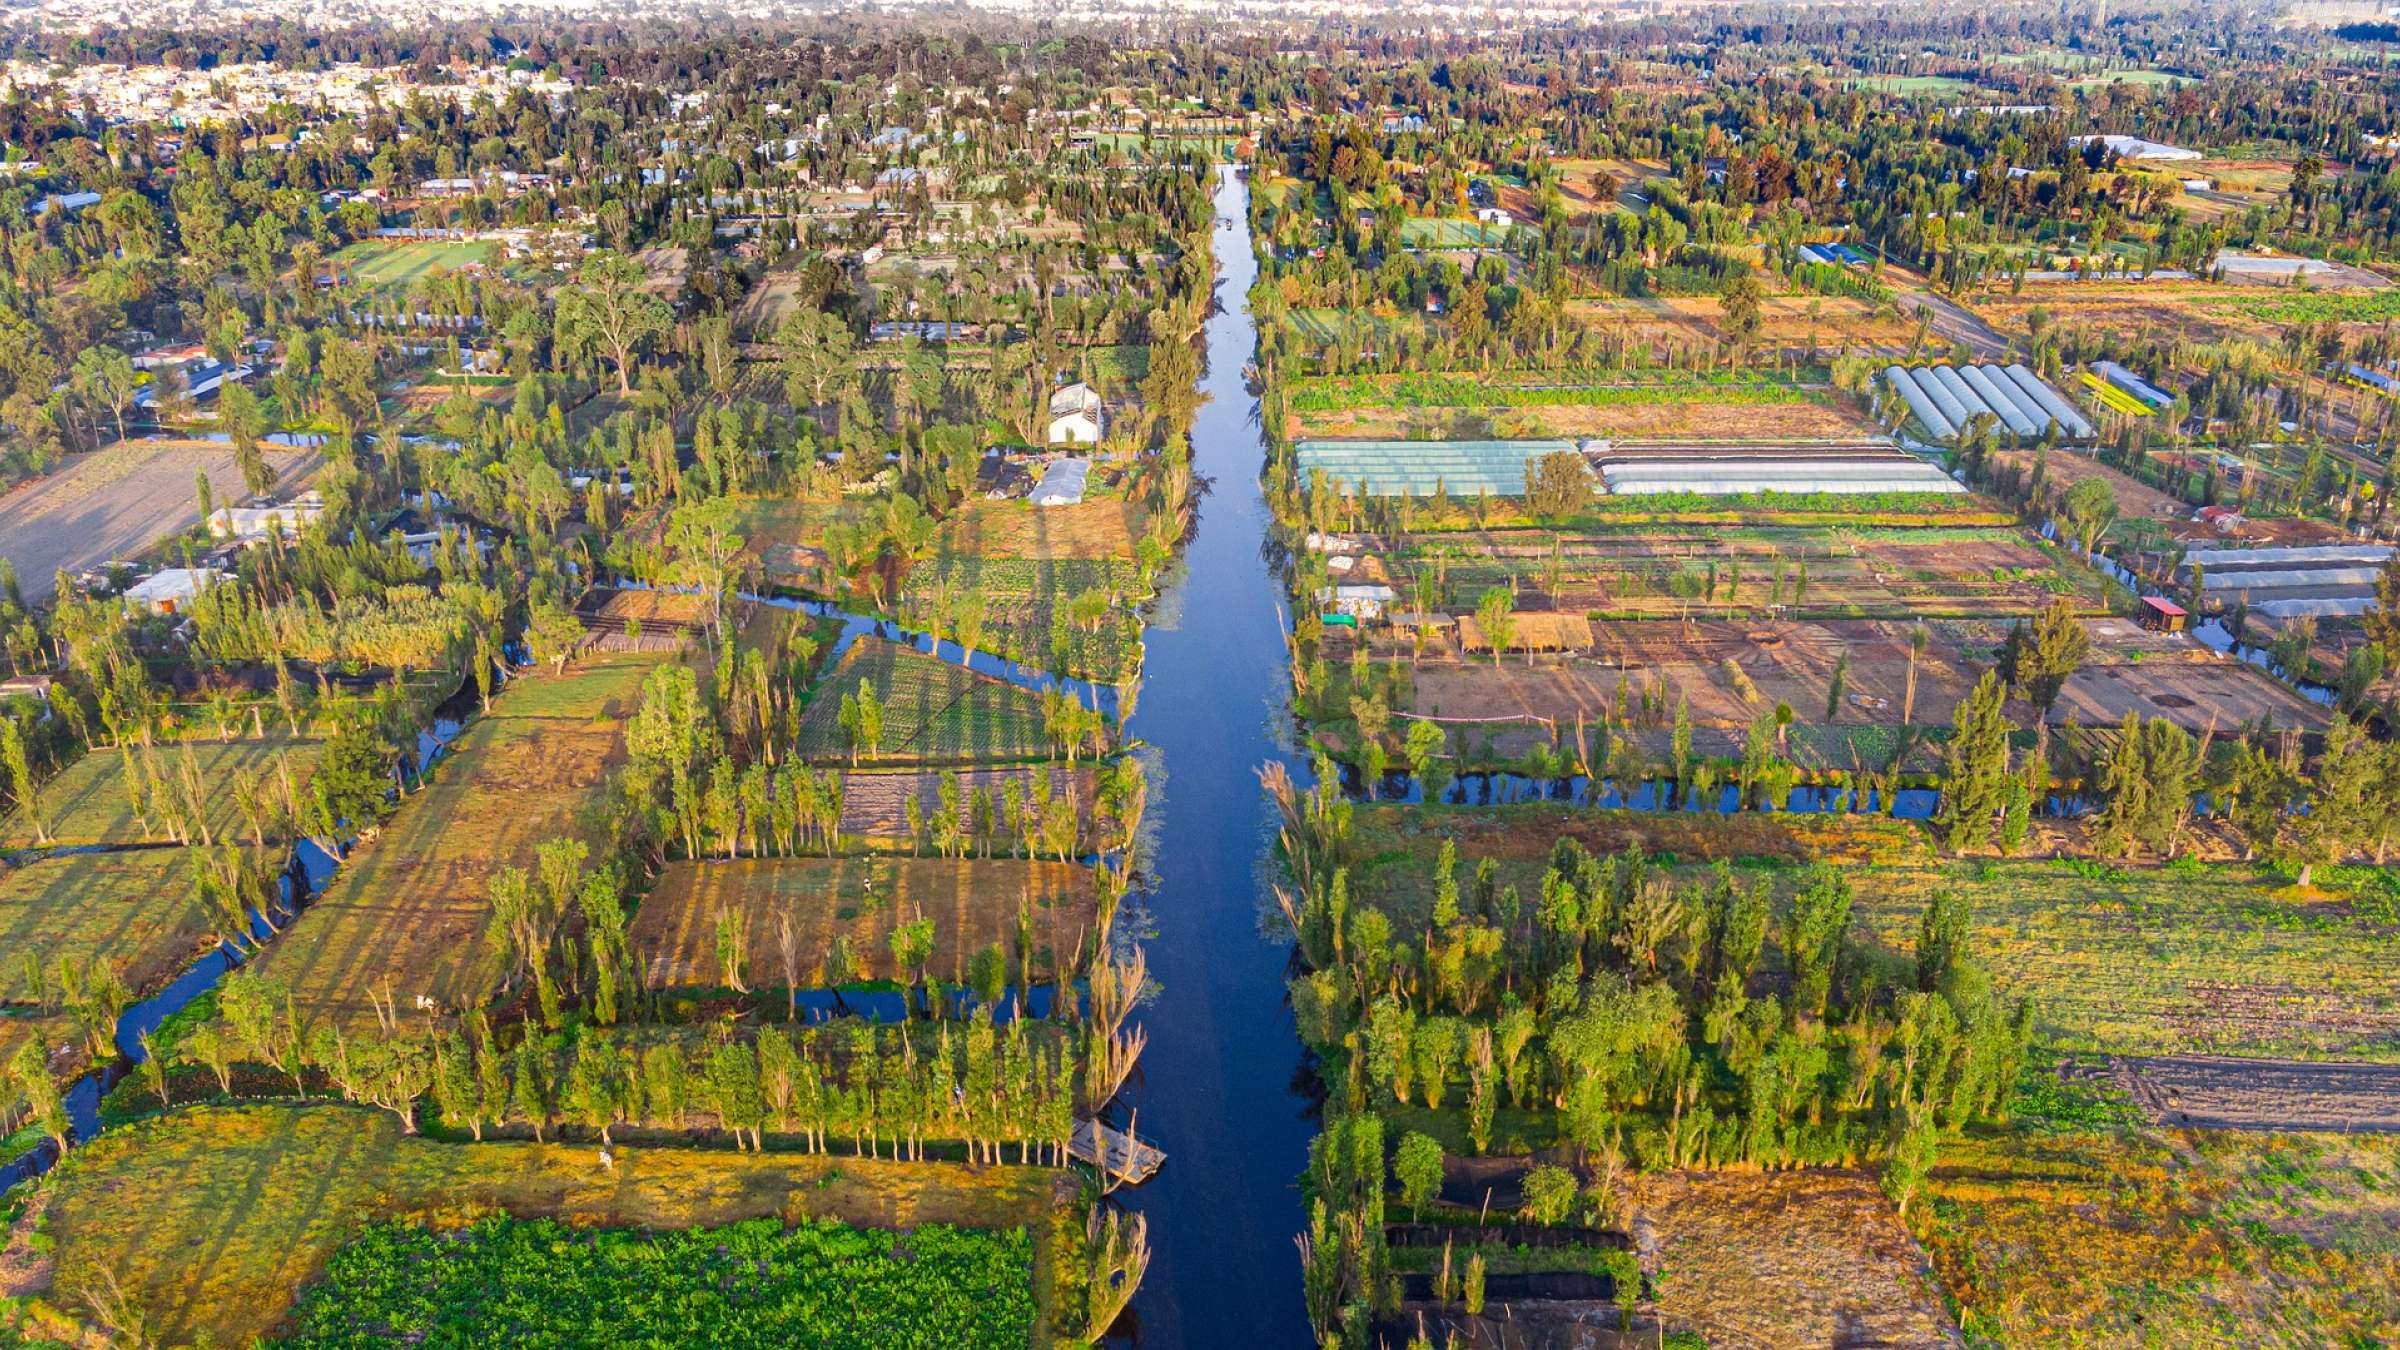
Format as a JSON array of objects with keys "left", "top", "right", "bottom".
[{"left": 1117, "top": 164, "right": 1315, "bottom": 1346}]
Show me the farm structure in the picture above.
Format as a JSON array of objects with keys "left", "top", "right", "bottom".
[
  {"left": 632, "top": 856, "right": 1100, "bottom": 993},
  {"left": 1592, "top": 441, "right": 1964, "bottom": 496},
  {"left": 247, "top": 653, "right": 661, "bottom": 1033},
  {"left": 1295, "top": 437, "right": 1583, "bottom": 497},
  {"left": 2183, "top": 542, "right": 2393, "bottom": 619},
  {"left": 1883, "top": 364, "right": 2094, "bottom": 440}
]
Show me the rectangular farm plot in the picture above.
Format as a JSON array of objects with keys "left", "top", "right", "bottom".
[
  {"left": 1852, "top": 862, "right": 2400, "bottom": 1061},
  {"left": 796, "top": 640, "right": 1056, "bottom": 766},
  {"left": 0, "top": 850, "right": 216, "bottom": 1004},
  {"left": 251, "top": 657, "right": 658, "bottom": 1031},
  {"left": 634, "top": 857, "right": 1098, "bottom": 991},
  {"left": 838, "top": 764, "right": 1095, "bottom": 841},
  {"left": 902, "top": 556, "right": 1145, "bottom": 682},
  {"left": 937, "top": 498, "right": 1147, "bottom": 561},
  {"left": 1, "top": 736, "right": 323, "bottom": 848}
]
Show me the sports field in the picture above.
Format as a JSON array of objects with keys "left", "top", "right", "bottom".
[{"left": 326, "top": 239, "right": 496, "bottom": 292}]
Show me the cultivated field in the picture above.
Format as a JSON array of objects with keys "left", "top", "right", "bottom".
[
  {"left": 2113, "top": 1054, "right": 2400, "bottom": 1133},
  {"left": 795, "top": 640, "right": 1056, "bottom": 766},
  {"left": 838, "top": 764, "right": 1096, "bottom": 841},
  {"left": 1851, "top": 860, "right": 2400, "bottom": 1061},
  {"left": 0, "top": 850, "right": 213, "bottom": 1005},
  {"left": 1287, "top": 376, "right": 1878, "bottom": 444},
  {"left": 0, "top": 439, "right": 318, "bottom": 603},
  {"left": 13, "top": 1103, "right": 1062, "bottom": 1349},
  {"left": 1917, "top": 1067, "right": 2400, "bottom": 1346},
  {"left": 633, "top": 856, "right": 1099, "bottom": 991},
  {"left": 249, "top": 655, "right": 658, "bottom": 1031},
  {"left": 937, "top": 498, "right": 1147, "bottom": 561},
  {"left": 0, "top": 736, "right": 323, "bottom": 849},
  {"left": 901, "top": 556, "right": 1147, "bottom": 683}
]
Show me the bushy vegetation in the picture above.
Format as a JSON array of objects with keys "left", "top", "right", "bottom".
[{"left": 284, "top": 1215, "right": 1037, "bottom": 1348}]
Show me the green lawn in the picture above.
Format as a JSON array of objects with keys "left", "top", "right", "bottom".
[
  {"left": 327, "top": 239, "right": 497, "bottom": 293},
  {"left": 2, "top": 736, "right": 324, "bottom": 849}
]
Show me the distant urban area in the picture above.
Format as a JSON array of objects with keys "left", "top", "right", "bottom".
[{"left": 0, "top": 2, "right": 2396, "bottom": 1348}]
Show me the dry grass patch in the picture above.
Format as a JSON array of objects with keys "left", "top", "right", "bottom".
[
  {"left": 0, "top": 850, "right": 221, "bottom": 1006},
  {"left": 634, "top": 856, "right": 1098, "bottom": 991}
]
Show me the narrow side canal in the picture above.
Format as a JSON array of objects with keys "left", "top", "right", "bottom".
[{"left": 1116, "top": 164, "right": 1314, "bottom": 1347}]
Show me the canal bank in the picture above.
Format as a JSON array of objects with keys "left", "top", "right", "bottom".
[{"left": 1116, "top": 164, "right": 1315, "bottom": 1347}]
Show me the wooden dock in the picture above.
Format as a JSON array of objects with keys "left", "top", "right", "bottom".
[{"left": 1070, "top": 1118, "right": 1166, "bottom": 1186}]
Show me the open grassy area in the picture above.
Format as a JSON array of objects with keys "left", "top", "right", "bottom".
[
  {"left": 327, "top": 238, "right": 497, "bottom": 292},
  {"left": 1855, "top": 859, "right": 2400, "bottom": 1062},
  {"left": 794, "top": 640, "right": 1056, "bottom": 766},
  {"left": 0, "top": 849, "right": 218, "bottom": 1006},
  {"left": 1915, "top": 1064, "right": 2400, "bottom": 1346},
  {"left": 633, "top": 856, "right": 1098, "bottom": 992},
  {"left": 250, "top": 654, "right": 660, "bottom": 1032},
  {"left": 1, "top": 736, "right": 323, "bottom": 849},
  {"left": 1344, "top": 809, "right": 2400, "bottom": 1061},
  {"left": 14, "top": 1103, "right": 1063, "bottom": 1348}
]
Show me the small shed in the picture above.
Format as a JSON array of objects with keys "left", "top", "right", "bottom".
[
  {"left": 122, "top": 568, "right": 223, "bottom": 616},
  {"left": 1047, "top": 383, "right": 1105, "bottom": 445},
  {"left": 1317, "top": 583, "right": 1398, "bottom": 620},
  {"left": 2139, "top": 596, "right": 2189, "bottom": 633},
  {"left": 1030, "top": 457, "right": 1092, "bottom": 507}
]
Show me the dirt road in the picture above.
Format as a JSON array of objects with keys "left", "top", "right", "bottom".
[
  {"left": 1900, "top": 288, "right": 2012, "bottom": 362},
  {"left": 2114, "top": 1054, "right": 2400, "bottom": 1133}
]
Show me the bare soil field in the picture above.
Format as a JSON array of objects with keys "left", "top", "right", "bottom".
[
  {"left": 1411, "top": 618, "right": 1983, "bottom": 750},
  {"left": 633, "top": 856, "right": 1098, "bottom": 991},
  {"left": 2113, "top": 1055, "right": 2400, "bottom": 1133},
  {"left": 0, "top": 439, "right": 317, "bottom": 603},
  {"left": 1628, "top": 1169, "right": 1956, "bottom": 1350},
  {"left": 2050, "top": 640, "right": 2329, "bottom": 732},
  {"left": 837, "top": 764, "right": 1095, "bottom": 841},
  {"left": 939, "top": 498, "right": 1145, "bottom": 560},
  {"left": 1569, "top": 294, "right": 1918, "bottom": 355}
]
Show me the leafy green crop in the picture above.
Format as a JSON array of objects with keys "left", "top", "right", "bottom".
[{"left": 282, "top": 1215, "right": 1035, "bottom": 1348}]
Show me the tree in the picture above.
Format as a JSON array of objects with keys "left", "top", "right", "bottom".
[
  {"left": 1720, "top": 267, "right": 1765, "bottom": 351},
  {"left": 2061, "top": 477, "right": 2118, "bottom": 557},
  {"left": 1474, "top": 586, "right": 1515, "bottom": 670},
  {"left": 554, "top": 252, "right": 672, "bottom": 395},
  {"left": 2011, "top": 599, "right": 2089, "bottom": 716},
  {"left": 526, "top": 600, "right": 585, "bottom": 674},
  {"left": 1915, "top": 888, "right": 1968, "bottom": 993},
  {"left": 1393, "top": 1131, "right": 1445, "bottom": 1219},
  {"left": 0, "top": 715, "right": 45, "bottom": 845},
  {"left": 1932, "top": 672, "right": 2014, "bottom": 853},
  {"left": 1521, "top": 1164, "right": 1578, "bottom": 1224},
  {"left": 1522, "top": 453, "right": 1592, "bottom": 518},
  {"left": 71, "top": 346, "right": 141, "bottom": 444},
  {"left": 219, "top": 382, "right": 274, "bottom": 496},
  {"left": 2364, "top": 553, "right": 2400, "bottom": 667}
]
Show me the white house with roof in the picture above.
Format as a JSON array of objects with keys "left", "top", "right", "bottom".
[
  {"left": 122, "top": 567, "right": 223, "bottom": 616},
  {"left": 1047, "top": 382, "right": 1105, "bottom": 445}
]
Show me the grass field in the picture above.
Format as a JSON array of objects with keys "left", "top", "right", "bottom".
[
  {"left": 327, "top": 239, "right": 496, "bottom": 293},
  {"left": 0, "top": 849, "right": 218, "bottom": 1007},
  {"left": 1400, "top": 217, "right": 1510, "bottom": 248},
  {"left": 250, "top": 655, "right": 660, "bottom": 1032},
  {"left": 1341, "top": 809, "right": 2399, "bottom": 1060},
  {"left": 937, "top": 498, "right": 1147, "bottom": 561},
  {"left": 1916, "top": 1064, "right": 2400, "bottom": 1346},
  {"left": 1855, "top": 860, "right": 2400, "bottom": 1062},
  {"left": 633, "top": 856, "right": 1098, "bottom": 992},
  {"left": 1, "top": 736, "right": 323, "bottom": 849},
  {"left": 16, "top": 1103, "right": 1063, "bottom": 1348},
  {"left": 795, "top": 640, "right": 1057, "bottom": 766},
  {"left": 1284, "top": 308, "right": 1425, "bottom": 349},
  {"left": 901, "top": 556, "right": 1147, "bottom": 683}
]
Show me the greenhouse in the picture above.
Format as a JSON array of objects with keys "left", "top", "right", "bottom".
[
  {"left": 1294, "top": 438, "right": 1582, "bottom": 497},
  {"left": 1596, "top": 453, "right": 1963, "bottom": 496}
]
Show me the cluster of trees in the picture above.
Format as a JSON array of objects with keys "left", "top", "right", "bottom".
[{"left": 1271, "top": 755, "right": 2029, "bottom": 1344}]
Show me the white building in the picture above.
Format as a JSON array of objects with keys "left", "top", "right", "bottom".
[
  {"left": 1047, "top": 382, "right": 1105, "bottom": 445},
  {"left": 122, "top": 568, "right": 223, "bottom": 616}
]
